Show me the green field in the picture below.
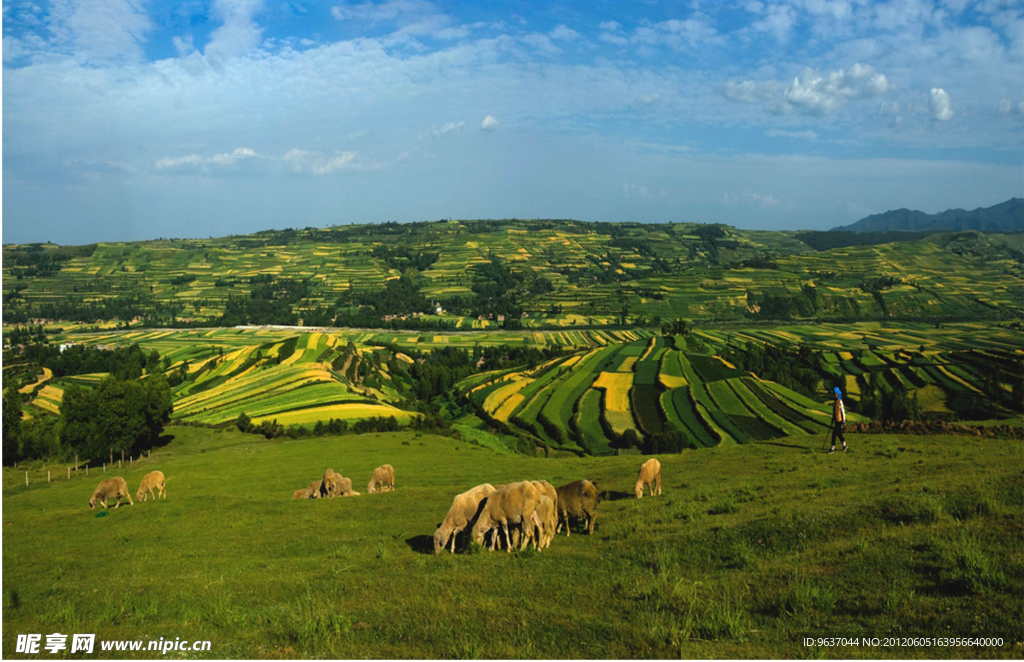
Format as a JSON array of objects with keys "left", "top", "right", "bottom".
[{"left": 2, "top": 426, "right": 1021, "bottom": 658}]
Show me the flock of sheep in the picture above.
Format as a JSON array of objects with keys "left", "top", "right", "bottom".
[
  {"left": 85, "top": 453, "right": 664, "bottom": 556},
  {"left": 433, "top": 457, "right": 662, "bottom": 554},
  {"left": 291, "top": 464, "right": 395, "bottom": 500},
  {"left": 88, "top": 470, "right": 166, "bottom": 509}
]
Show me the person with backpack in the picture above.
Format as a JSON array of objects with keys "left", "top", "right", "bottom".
[{"left": 829, "top": 386, "right": 848, "bottom": 454}]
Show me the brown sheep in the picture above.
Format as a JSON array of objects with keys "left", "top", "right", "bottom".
[
  {"left": 89, "top": 477, "right": 133, "bottom": 510},
  {"left": 308, "top": 480, "right": 323, "bottom": 498},
  {"left": 433, "top": 483, "right": 496, "bottom": 554},
  {"left": 293, "top": 488, "right": 313, "bottom": 499},
  {"left": 471, "top": 481, "right": 542, "bottom": 553},
  {"left": 555, "top": 479, "right": 600, "bottom": 536},
  {"left": 367, "top": 464, "right": 395, "bottom": 493},
  {"left": 136, "top": 471, "right": 166, "bottom": 502},
  {"left": 635, "top": 458, "right": 662, "bottom": 499}
]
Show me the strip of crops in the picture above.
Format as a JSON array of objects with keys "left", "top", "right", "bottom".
[
  {"left": 688, "top": 354, "right": 746, "bottom": 382},
  {"left": 707, "top": 380, "right": 750, "bottom": 416},
  {"left": 730, "top": 379, "right": 799, "bottom": 437},
  {"left": 574, "top": 388, "right": 615, "bottom": 455},
  {"left": 658, "top": 350, "right": 688, "bottom": 389},
  {"left": 668, "top": 387, "right": 717, "bottom": 447},
  {"left": 745, "top": 380, "right": 827, "bottom": 434},
  {"left": 631, "top": 383, "right": 664, "bottom": 435},
  {"left": 538, "top": 348, "right": 611, "bottom": 443}
]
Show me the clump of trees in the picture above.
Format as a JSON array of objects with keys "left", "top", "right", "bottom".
[{"left": 3, "top": 375, "right": 173, "bottom": 466}]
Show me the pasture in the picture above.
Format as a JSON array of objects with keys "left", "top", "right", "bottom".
[{"left": 2, "top": 426, "right": 1021, "bottom": 658}]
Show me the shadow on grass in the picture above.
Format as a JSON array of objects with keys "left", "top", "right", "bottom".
[
  {"left": 755, "top": 440, "right": 818, "bottom": 451},
  {"left": 405, "top": 535, "right": 434, "bottom": 555},
  {"left": 600, "top": 490, "right": 633, "bottom": 502}
]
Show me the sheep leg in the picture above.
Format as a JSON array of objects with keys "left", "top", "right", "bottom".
[
  {"left": 450, "top": 532, "right": 457, "bottom": 554},
  {"left": 503, "top": 523, "right": 512, "bottom": 553},
  {"left": 101, "top": 498, "right": 108, "bottom": 509},
  {"left": 563, "top": 510, "right": 571, "bottom": 537},
  {"left": 588, "top": 512, "right": 597, "bottom": 535},
  {"left": 114, "top": 496, "right": 121, "bottom": 509},
  {"left": 656, "top": 473, "right": 662, "bottom": 495}
]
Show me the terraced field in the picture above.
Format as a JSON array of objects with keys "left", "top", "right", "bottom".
[
  {"left": 4, "top": 221, "right": 1021, "bottom": 327},
  {"left": 459, "top": 322, "right": 1021, "bottom": 454},
  {"left": 12, "top": 320, "right": 1021, "bottom": 453}
]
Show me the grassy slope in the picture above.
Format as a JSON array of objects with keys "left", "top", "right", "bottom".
[{"left": 2, "top": 427, "right": 1022, "bottom": 659}]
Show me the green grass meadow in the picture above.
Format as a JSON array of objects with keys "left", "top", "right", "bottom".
[{"left": 3, "top": 426, "right": 1022, "bottom": 658}]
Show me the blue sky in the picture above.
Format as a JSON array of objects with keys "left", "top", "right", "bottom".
[{"left": 3, "top": 0, "right": 1022, "bottom": 244}]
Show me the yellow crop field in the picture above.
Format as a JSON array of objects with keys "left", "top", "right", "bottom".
[
  {"left": 494, "top": 393, "right": 525, "bottom": 422},
  {"left": 19, "top": 367, "right": 53, "bottom": 394},
  {"left": 483, "top": 379, "right": 530, "bottom": 414},
  {"left": 839, "top": 351, "right": 854, "bottom": 360},
  {"left": 280, "top": 347, "right": 304, "bottom": 366},
  {"left": 593, "top": 372, "right": 633, "bottom": 411},
  {"left": 251, "top": 403, "right": 412, "bottom": 426},
  {"left": 618, "top": 356, "right": 638, "bottom": 372},
  {"left": 659, "top": 374, "right": 688, "bottom": 389}
]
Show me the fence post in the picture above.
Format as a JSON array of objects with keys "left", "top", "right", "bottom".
[
  {"left": 48, "top": 471, "right": 51, "bottom": 483},
  {"left": 25, "top": 471, "right": 29, "bottom": 486},
  {"left": 68, "top": 467, "right": 71, "bottom": 480},
  {"left": 103, "top": 463, "right": 106, "bottom": 473},
  {"left": 75, "top": 454, "right": 78, "bottom": 471},
  {"left": 86, "top": 465, "right": 89, "bottom": 477},
  {"left": 119, "top": 459, "right": 122, "bottom": 469}
]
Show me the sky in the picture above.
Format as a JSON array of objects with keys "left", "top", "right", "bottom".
[{"left": 2, "top": 0, "right": 1022, "bottom": 245}]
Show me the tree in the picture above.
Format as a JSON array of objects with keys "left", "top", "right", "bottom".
[
  {"left": 236, "top": 412, "right": 252, "bottom": 433},
  {"left": 2, "top": 388, "right": 23, "bottom": 465},
  {"left": 59, "top": 376, "right": 173, "bottom": 462}
]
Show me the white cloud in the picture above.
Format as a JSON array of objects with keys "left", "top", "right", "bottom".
[
  {"left": 727, "top": 63, "right": 893, "bottom": 116},
  {"left": 549, "top": 24, "right": 581, "bottom": 41},
  {"left": 330, "top": 0, "right": 463, "bottom": 42},
  {"left": 284, "top": 148, "right": 377, "bottom": 174},
  {"left": 598, "top": 20, "right": 621, "bottom": 31},
  {"left": 633, "top": 93, "right": 662, "bottom": 108},
  {"left": 522, "top": 33, "right": 561, "bottom": 55},
  {"left": 481, "top": 115, "right": 499, "bottom": 131},
  {"left": 45, "top": 0, "right": 153, "bottom": 63},
  {"left": 205, "top": 0, "right": 265, "bottom": 61},
  {"left": 929, "top": 87, "right": 954, "bottom": 121},
  {"left": 432, "top": 121, "right": 464, "bottom": 137},
  {"left": 599, "top": 31, "right": 629, "bottom": 46},
  {"left": 750, "top": 3, "right": 797, "bottom": 42},
  {"left": 766, "top": 129, "right": 819, "bottom": 139},
  {"left": 631, "top": 17, "right": 723, "bottom": 50},
  {"left": 996, "top": 98, "right": 1024, "bottom": 116},
  {"left": 156, "top": 147, "right": 261, "bottom": 171}
]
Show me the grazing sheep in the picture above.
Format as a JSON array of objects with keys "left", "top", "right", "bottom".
[
  {"left": 531, "top": 479, "right": 558, "bottom": 510},
  {"left": 635, "top": 458, "right": 662, "bottom": 499},
  {"left": 523, "top": 494, "right": 557, "bottom": 551},
  {"left": 555, "top": 479, "right": 600, "bottom": 536},
  {"left": 367, "top": 464, "right": 395, "bottom": 493},
  {"left": 433, "top": 483, "right": 496, "bottom": 555},
  {"left": 135, "top": 470, "right": 166, "bottom": 502},
  {"left": 308, "top": 480, "right": 323, "bottom": 498},
  {"left": 321, "top": 469, "right": 354, "bottom": 498},
  {"left": 89, "top": 477, "right": 133, "bottom": 510},
  {"left": 471, "top": 481, "right": 543, "bottom": 553},
  {"left": 293, "top": 488, "right": 313, "bottom": 499}
]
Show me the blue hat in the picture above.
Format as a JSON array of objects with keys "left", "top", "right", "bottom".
[{"left": 834, "top": 387, "right": 842, "bottom": 397}]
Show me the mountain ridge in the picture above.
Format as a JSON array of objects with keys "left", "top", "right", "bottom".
[{"left": 834, "top": 198, "right": 1023, "bottom": 233}]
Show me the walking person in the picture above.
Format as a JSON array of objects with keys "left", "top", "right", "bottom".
[{"left": 829, "top": 386, "right": 847, "bottom": 454}]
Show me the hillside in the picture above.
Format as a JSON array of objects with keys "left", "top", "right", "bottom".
[
  {"left": 2, "top": 427, "right": 1021, "bottom": 658},
  {"left": 3, "top": 220, "right": 1022, "bottom": 328},
  {"left": 835, "top": 198, "right": 1023, "bottom": 234}
]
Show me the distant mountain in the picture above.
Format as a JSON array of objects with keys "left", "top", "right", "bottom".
[{"left": 834, "top": 198, "right": 1023, "bottom": 233}]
